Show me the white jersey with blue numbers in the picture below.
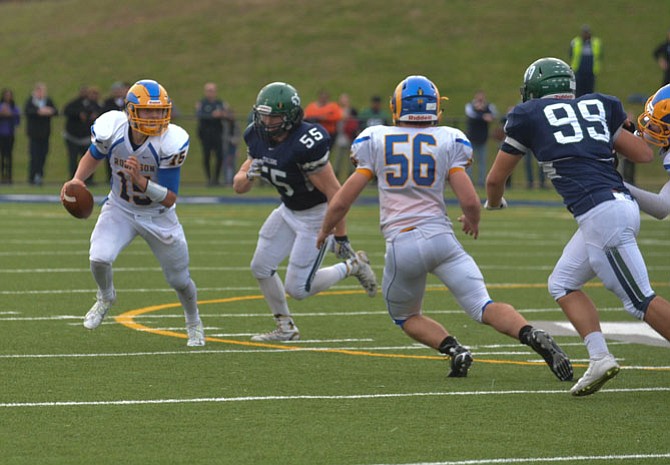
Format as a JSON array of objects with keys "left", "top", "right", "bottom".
[
  {"left": 351, "top": 124, "right": 473, "bottom": 238},
  {"left": 244, "top": 121, "right": 331, "bottom": 211},
  {"left": 90, "top": 111, "right": 189, "bottom": 216},
  {"left": 502, "top": 93, "right": 628, "bottom": 216}
]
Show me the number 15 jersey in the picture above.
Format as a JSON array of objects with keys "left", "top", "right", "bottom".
[
  {"left": 351, "top": 124, "right": 473, "bottom": 239},
  {"left": 89, "top": 110, "right": 189, "bottom": 216}
]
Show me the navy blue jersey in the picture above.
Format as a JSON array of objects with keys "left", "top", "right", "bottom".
[
  {"left": 244, "top": 122, "right": 331, "bottom": 211},
  {"left": 502, "top": 93, "right": 628, "bottom": 216}
]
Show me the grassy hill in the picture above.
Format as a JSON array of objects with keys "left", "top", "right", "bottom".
[{"left": 1, "top": 0, "right": 668, "bottom": 191}]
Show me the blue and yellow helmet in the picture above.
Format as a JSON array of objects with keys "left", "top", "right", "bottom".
[
  {"left": 125, "top": 79, "right": 172, "bottom": 136},
  {"left": 390, "top": 75, "right": 441, "bottom": 124},
  {"left": 637, "top": 83, "right": 670, "bottom": 147}
]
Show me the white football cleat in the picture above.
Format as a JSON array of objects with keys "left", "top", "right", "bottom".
[
  {"left": 251, "top": 320, "right": 300, "bottom": 342},
  {"left": 346, "top": 251, "right": 378, "bottom": 297},
  {"left": 570, "top": 354, "right": 620, "bottom": 397},
  {"left": 83, "top": 298, "right": 114, "bottom": 330},
  {"left": 186, "top": 321, "right": 206, "bottom": 347}
]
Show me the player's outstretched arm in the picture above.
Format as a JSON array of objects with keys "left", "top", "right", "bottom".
[
  {"left": 625, "top": 180, "right": 670, "bottom": 220},
  {"left": 448, "top": 168, "right": 480, "bottom": 239},
  {"left": 615, "top": 129, "right": 653, "bottom": 163},
  {"left": 317, "top": 170, "right": 368, "bottom": 249},
  {"left": 310, "top": 163, "right": 347, "bottom": 236},
  {"left": 486, "top": 149, "right": 519, "bottom": 208}
]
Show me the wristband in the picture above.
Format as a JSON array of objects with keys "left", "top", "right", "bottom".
[{"left": 145, "top": 180, "right": 168, "bottom": 202}]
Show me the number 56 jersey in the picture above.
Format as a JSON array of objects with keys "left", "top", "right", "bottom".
[
  {"left": 351, "top": 124, "right": 473, "bottom": 239},
  {"left": 89, "top": 110, "right": 189, "bottom": 216}
]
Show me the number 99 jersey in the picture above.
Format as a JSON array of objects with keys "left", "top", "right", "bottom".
[
  {"left": 351, "top": 124, "right": 473, "bottom": 239},
  {"left": 90, "top": 110, "right": 189, "bottom": 215},
  {"left": 244, "top": 121, "right": 331, "bottom": 211},
  {"left": 501, "top": 94, "right": 628, "bottom": 216}
]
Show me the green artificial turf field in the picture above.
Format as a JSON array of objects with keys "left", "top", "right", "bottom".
[{"left": 1, "top": 199, "right": 668, "bottom": 464}]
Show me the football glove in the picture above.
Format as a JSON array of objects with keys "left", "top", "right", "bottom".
[
  {"left": 246, "top": 158, "right": 264, "bottom": 181},
  {"left": 484, "top": 197, "right": 507, "bottom": 210},
  {"left": 333, "top": 235, "right": 355, "bottom": 260}
]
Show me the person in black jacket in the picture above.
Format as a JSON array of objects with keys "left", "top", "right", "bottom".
[
  {"left": 195, "top": 82, "right": 230, "bottom": 186},
  {"left": 653, "top": 28, "right": 670, "bottom": 86},
  {"left": 465, "top": 90, "right": 498, "bottom": 187},
  {"left": 24, "top": 82, "right": 58, "bottom": 185},
  {"left": 63, "top": 85, "right": 101, "bottom": 183}
]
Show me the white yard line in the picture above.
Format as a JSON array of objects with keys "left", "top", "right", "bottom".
[
  {"left": 362, "top": 452, "right": 670, "bottom": 465},
  {"left": 1, "top": 387, "right": 669, "bottom": 409}
]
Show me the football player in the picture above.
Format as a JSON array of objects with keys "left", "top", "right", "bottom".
[
  {"left": 486, "top": 58, "right": 670, "bottom": 396},
  {"left": 623, "top": 83, "right": 670, "bottom": 219},
  {"left": 317, "top": 75, "right": 573, "bottom": 381},
  {"left": 233, "top": 82, "right": 377, "bottom": 341},
  {"left": 59, "top": 79, "right": 205, "bottom": 347}
]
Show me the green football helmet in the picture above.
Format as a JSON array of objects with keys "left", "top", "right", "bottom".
[
  {"left": 253, "top": 82, "right": 303, "bottom": 140},
  {"left": 520, "top": 57, "right": 576, "bottom": 102}
]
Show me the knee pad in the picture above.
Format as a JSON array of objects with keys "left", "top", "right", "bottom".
[
  {"left": 250, "top": 256, "right": 275, "bottom": 280},
  {"left": 284, "top": 272, "right": 309, "bottom": 300},
  {"left": 548, "top": 272, "right": 569, "bottom": 301},
  {"left": 165, "top": 266, "right": 191, "bottom": 291}
]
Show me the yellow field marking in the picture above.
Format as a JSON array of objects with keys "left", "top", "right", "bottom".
[{"left": 114, "top": 282, "right": 670, "bottom": 371}]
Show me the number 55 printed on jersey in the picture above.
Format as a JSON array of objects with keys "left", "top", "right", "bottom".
[{"left": 384, "top": 133, "right": 436, "bottom": 187}]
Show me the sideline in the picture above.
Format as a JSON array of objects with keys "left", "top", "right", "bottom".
[{"left": 0, "top": 193, "right": 564, "bottom": 207}]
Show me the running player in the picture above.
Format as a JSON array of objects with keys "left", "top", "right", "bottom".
[
  {"left": 233, "top": 82, "right": 377, "bottom": 341},
  {"left": 60, "top": 79, "right": 205, "bottom": 347}
]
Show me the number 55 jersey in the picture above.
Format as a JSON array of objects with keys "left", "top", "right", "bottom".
[
  {"left": 502, "top": 93, "right": 628, "bottom": 216},
  {"left": 351, "top": 124, "right": 473, "bottom": 239},
  {"left": 244, "top": 121, "right": 331, "bottom": 211},
  {"left": 89, "top": 110, "right": 189, "bottom": 215}
]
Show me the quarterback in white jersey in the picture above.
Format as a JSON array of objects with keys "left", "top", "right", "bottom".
[
  {"left": 318, "top": 75, "right": 572, "bottom": 381},
  {"left": 624, "top": 83, "right": 670, "bottom": 220},
  {"left": 59, "top": 80, "right": 205, "bottom": 347}
]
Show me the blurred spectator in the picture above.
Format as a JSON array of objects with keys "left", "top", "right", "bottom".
[
  {"left": 465, "top": 90, "right": 497, "bottom": 187},
  {"left": 101, "top": 81, "right": 129, "bottom": 114},
  {"left": 24, "top": 82, "right": 58, "bottom": 186},
  {"left": 492, "top": 107, "right": 514, "bottom": 189},
  {"left": 0, "top": 88, "right": 20, "bottom": 184},
  {"left": 653, "top": 28, "right": 670, "bottom": 86},
  {"left": 569, "top": 24, "right": 602, "bottom": 96},
  {"left": 358, "top": 95, "right": 392, "bottom": 128},
  {"left": 333, "top": 93, "right": 359, "bottom": 182},
  {"left": 100, "top": 81, "right": 130, "bottom": 181},
  {"left": 304, "top": 89, "right": 342, "bottom": 147},
  {"left": 196, "top": 82, "right": 229, "bottom": 186},
  {"left": 63, "top": 85, "right": 101, "bottom": 183},
  {"left": 221, "top": 106, "right": 240, "bottom": 186}
]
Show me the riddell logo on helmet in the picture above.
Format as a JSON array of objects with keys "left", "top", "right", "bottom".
[{"left": 407, "top": 114, "right": 433, "bottom": 121}]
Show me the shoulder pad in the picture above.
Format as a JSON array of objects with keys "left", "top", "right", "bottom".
[
  {"left": 158, "top": 124, "right": 190, "bottom": 168},
  {"left": 92, "top": 111, "right": 126, "bottom": 153}
]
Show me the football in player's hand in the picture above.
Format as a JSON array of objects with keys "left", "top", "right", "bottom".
[{"left": 62, "top": 183, "right": 94, "bottom": 219}]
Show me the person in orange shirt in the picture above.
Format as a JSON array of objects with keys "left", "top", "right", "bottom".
[{"left": 304, "top": 89, "right": 343, "bottom": 147}]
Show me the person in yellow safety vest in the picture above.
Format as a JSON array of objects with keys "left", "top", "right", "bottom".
[{"left": 569, "top": 24, "right": 602, "bottom": 97}]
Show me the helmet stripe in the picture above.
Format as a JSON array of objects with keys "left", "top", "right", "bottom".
[{"left": 138, "top": 80, "right": 161, "bottom": 99}]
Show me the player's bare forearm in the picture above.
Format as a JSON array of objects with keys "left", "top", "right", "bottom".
[
  {"left": 233, "top": 158, "right": 255, "bottom": 194},
  {"left": 486, "top": 150, "right": 519, "bottom": 206},
  {"left": 72, "top": 151, "right": 102, "bottom": 183}
]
